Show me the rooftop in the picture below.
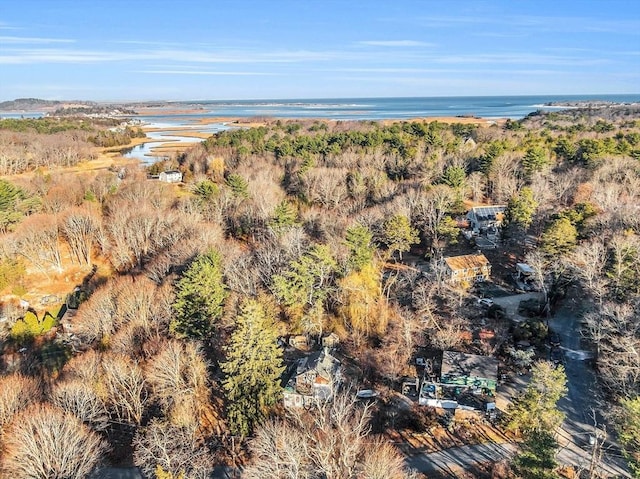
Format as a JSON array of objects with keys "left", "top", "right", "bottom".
[
  {"left": 296, "top": 348, "right": 340, "bottom": 380},
  {"left": 468, "top": 205, "right": 506, "bottom": 221},
  {"left": 444, "top": 254, "right": 490, "bottom": 272},
  {"left": 516, "top": 263, "right": 535, "bottom": 274}
]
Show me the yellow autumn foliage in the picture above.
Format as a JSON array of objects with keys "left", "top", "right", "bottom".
[{"left": 338, "top": 262, "right": 389, "bottom": 336}]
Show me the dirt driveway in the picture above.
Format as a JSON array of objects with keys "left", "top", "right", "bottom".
[{"left": 491, "top": 292, "right": 543, "bottom": 322}]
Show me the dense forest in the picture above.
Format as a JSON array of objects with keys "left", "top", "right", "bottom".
[
  {"left": 0, "top": 117, "right": 145, "bottom": 175},
  {"left": 1, "top": 105, "right": 640, "bottom": 478}
]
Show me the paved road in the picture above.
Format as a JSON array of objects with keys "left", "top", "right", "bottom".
[
  {"left": 406, "top": 442, "right": 517, "bottom": 475},
  {"left": 549, "top": 299, "right": 630, "bottom": 478}
]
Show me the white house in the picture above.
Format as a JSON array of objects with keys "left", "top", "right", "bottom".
[{"left": 159, "top": 170, "right": 183, "bottom": 183}]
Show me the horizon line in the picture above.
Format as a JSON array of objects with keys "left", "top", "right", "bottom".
[{"left": 2, "top": 92, "right": 639, "bottom": 105}]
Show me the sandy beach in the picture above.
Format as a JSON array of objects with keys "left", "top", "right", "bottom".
[{"left": 136, "top": 106, "right": 505, "bottom": 127}]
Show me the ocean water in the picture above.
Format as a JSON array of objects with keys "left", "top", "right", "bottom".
[
  {"left": 3, "top": 94, "right": 638, "bottom": 121},
  {"left": 158, "top": 94, "right": 640, "bottom": 121}
]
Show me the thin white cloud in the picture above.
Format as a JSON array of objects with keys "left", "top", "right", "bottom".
[
  {"left": 415, "top": 13, "right": 640, "bottom": 35},
  {"left": 0, "top": 46, "right": 357, "bottom": 65},
  {"left": 430, "top": 52, "right": 609, "bottom": 67},
  {"left": 112, "top": 40, "right": 184, "bottom": 46},
  {"left": 358, "top": 40, "right": 433, "bottom": 47},
  {"left": 415, "top": 15, "right": 494, "bottom": 28},
  {"left": 0, "top": 36, "right": 75, "bottom": 44},
  {"left": 318, "top": 67, "right": 564, "bottom": 76},
  {"left": 0, "top": 22, "right": 19, "bottom": 30},
  {"left": 0, "top": 48, "right": 137, "bottom": 64},
  {"left": 136, "top": 70, "right": 278, "bottom": 76},
  {"left": 508, "top": 15, "right": 640, "bottom": 34}
]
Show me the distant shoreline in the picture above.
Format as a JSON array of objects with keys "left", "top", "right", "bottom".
[
  {"left": 136, "top": 108, "right": 505, "bottom": 127},
  {"left": 3, "top": 94, "right": 639, "bottom": 122}
]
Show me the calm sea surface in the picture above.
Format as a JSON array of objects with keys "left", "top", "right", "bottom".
[
  {"left": 2, "top": 94, "right": 638, "bottom": 121},
  {"left": 147, "top": 94, "right": 640, "bottom": 122}
]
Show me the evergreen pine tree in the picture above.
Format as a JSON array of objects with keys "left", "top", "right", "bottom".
[
  {"left": 225, "top": 173, "right": 249, "bottom": 198},
  {"left": 171, "top": 250, "right": 227, "bottom": 339},
  {"left": 221, "top": 297, "right": 284, "bottom": 436},
  {"left": 507, "top": 361, "right": 567, "bottom": 434},
  {"left": 269, "top": 199, "right": 299, "bottom": 232},
  {"left": 345, "top": 224, "right": 375, "bottom": 271},
  {"left": 508, "top": 361, "right": 567, "bottom": 479},
  {"left": 272, "top": 244, "right": 338, "bottom": 332},
  {"left": 505, "top": 187, "right": 538, "bottom": 231}
]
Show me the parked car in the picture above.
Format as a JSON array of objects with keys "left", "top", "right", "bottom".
[
  {"left": 477, "top": 298, "right": 494, "bottom": 307},
  {"left": 356, "top": 389, "right": 379, "bottom": 400}
]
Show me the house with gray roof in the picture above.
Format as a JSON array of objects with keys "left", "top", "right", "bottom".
[{"left": 283, "top": 348, "right": 342, "bottom": 408}]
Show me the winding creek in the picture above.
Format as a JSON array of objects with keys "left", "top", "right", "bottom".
[{"left": 121, "top": 120, "right": 230, "bottom": 164}]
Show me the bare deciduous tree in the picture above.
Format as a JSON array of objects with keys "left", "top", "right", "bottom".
[
  {"left": 71, "top": 285, "right": 116, "bottom": 346},
  {"left": 589, "top": 302, "right": 640, "bottom": 396},
  {"left": 50, "top": 379, "right": 109, "bottom": 432},
  {"left": 133, "top": 420, "right": 213, "bottom": 479},
  {"left": 302, "top": 167, "right": 349, "bottom": 210},
  {"left": 43, "top": 176, "right": 85, "bottom": 214},
  {"left": 466, "top": 171, "right": 486, "bottom": 203},
  {"left": 428, "top": 318, "right": 466, "bottom": 351},
  {"left": 101, "top": 353, "right": 146, "bottom": 425},
  {"left": 413, "top": 184, "right": 456, "bottom": 254},
  {"left": 0, "top": 374, "right": 41, "bottom": 433},
  {"left": 247, "top": 390, "right": 416, "bottom": 479},
  {"left": 570, "top": 238, "right": 609, "bottom": 303},
  {"left": 487, "top": 152, "right": 521, "bottom": 203},
  {"left": 0, "top": 404, "right": 107, "bottom": 479},
  {"left": 63, "top": 349, "right": 103, "bottom": 383},
  {"left": 360, "top": 435, "right": 410, "bottom": 479},
  {"left": 145, "top": 341, "right": 210, "bottom": 428},
  {"left": 376, "top": 308, "right": 422, "bottom": 382},
  {"left": 11, "top": 213, "right": 63, "bottom": 273},
  {"left": 223, "top": 245, "right": 261, "bottom": 296},
  {"left": 62, "top": 206, "right": 100, "bottom": 265},
  {"left": 243, "top": 419, "right": 311, "bottom": 479},
  {"left": 304, "top": 392, "right": 370, "bottom": 479}
]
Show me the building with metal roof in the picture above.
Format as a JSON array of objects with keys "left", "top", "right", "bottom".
[{"left": 466, "top": 205, "right": 506, "bottom": 232}]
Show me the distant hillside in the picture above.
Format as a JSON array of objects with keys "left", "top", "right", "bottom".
[
  {"left": 0, "top": 98, "right": 102, "bottom": 112},
  {"left": 0, "top": 98, "right": 62, "bottom": 111}
]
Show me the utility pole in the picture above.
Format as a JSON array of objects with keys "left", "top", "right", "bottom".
[{"left": 588, "top": 410, "right": 605, "bottom": 479}]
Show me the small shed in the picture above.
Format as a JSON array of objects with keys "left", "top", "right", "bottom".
[
  {"left": 289, "top": 335, "right": 312, "bottom": 350},
  {"left": 515, "top": 263, "right": 539, "bottom": 291}
]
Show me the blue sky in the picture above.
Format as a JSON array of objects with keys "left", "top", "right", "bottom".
[{"left": 1, "top": 0, "right": 639, "bottom": 101}]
